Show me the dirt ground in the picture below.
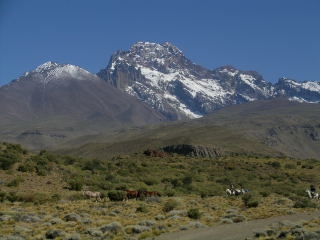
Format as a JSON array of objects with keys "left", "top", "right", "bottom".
[{"left": 151, "top": 210, "right": 320, "bottom": 240}]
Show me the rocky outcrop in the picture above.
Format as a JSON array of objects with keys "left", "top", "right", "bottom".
[{"left": 163, "top": 144, "right": 222, "bottom": 158}]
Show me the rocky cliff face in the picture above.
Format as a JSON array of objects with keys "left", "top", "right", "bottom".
[{"left": 98, "top": 42, "right": 319, "bottom": 120}]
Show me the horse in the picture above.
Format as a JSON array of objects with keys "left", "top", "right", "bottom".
[
  {"left": 306, "top": 189, "right": 320, "bottom": 199},
  {"left": 135, "top": 190, "right": 161, "bottom": 200},
  {"left": 125, "top": 190, "right": 139, "bottom": 200},
  {"left": 226, "top": 188, "right": 233, "bottom": 196},
  {"left": 226, "top": 188, "right": 248, "bottom": 196},
  {"left": 145, "top": 191, "right": 161, "bottom": 198},
  {"left": 82, "top": 190, "right": 102, "bottom": 201}
]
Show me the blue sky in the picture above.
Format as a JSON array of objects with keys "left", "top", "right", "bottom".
[{"left": 1, "top": 0, "right": 319, "bottom": 85}]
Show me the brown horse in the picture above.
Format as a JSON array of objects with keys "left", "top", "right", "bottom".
[
  {"left": 137, "top": 190, "right": 161, "bottom": 199},
  {"left": 145, "top": 191, "right": 161, "bottom": 197},
  {"left": 125, "top": 190, "right": 139, "bottom": 200}
]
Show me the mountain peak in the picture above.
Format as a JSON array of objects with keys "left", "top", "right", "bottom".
[
  {"left": 130, "top": 41, "right": 182, "bottom": 54},
  {"left": 128, "top": 41, "right": 184, "bottom": 61},
  {"left": 23, "top": 61, "right": 97, "bottom": 84},
  {"left": 34, "top": 61, "right": 60, "bottom": 73}
]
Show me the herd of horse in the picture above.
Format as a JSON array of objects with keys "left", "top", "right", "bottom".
[
  {"left": 82, "top": 188, "right": 320, "bottom": 202},
  {"left": 125, "top": 189, "right": 161, "bottom": 200},
  {"left": 226, "top": 187, "right": 320, "bottom": 200},
  {"left": 225, "top": 188, "right": 249, "bottom": 196},
  {"left": 82, "top": 189, "right": 161, "bottom": 202}
]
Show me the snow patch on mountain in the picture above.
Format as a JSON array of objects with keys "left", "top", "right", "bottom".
[
  {"left": 27, "top": 61, "right": 97, "bottom": 84},
  {"left": 219, "top": 68, "right": 239, "bottom": 77},
  {"left": 301, "top": 81, "right": 320, "bottom": 92}
]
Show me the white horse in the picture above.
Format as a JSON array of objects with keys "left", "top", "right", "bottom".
[
  {"left": 226, "top": 188, "right": 233, "bottom": 195},
  {"left": 226, "top": 188, "right": 248, "bottom": 196},
  {"left": 306, "top": 189, "right": 319, "bottom": 199},
  {"left": 82, "top": 190, "right": 102, "bottom": 201}
]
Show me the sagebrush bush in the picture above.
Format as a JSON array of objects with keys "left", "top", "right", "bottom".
[
  {"left": 6, "top": 192, "right": 19, "bottom": 202},
  {"left": 187, "top": 208, "right": 201, "bottom": 219},
  {"left": 0, "top": 191, "right": 6, "bottom": 202},
  {"left": 163, "top": 199, "right": 179, "bottom": 212},
  {"left": 270, "top": 161, "right": 281, "bottom": 169},
  {"left": 242, "top": 193, "right": 259, "bottom": 208},
  {"left": 293, "top": 198, "right": 317, "bottom": 208},
  {"left": 68, "top": 179, "right": 83, "bottom": 191},
  {"left": 165, "top": 190, "right": 175, "bottom": 197},
  {"left": 144, "top": 177, "right": 159, "bottom": 186},
  {"left": 136, "top": 204, "right": 148, "bottom": 213},
  {"left": 6, "top": 177, "right": 24, "bottom": 187},
  {"left": 108, "top": 190, "right": 126, "bottom": 201},
  {"left": 0, "top": 152, "right": 20, "bottom": 170},
  {"left": 17, "top": 162, "right": 35, "bottom": 172}
]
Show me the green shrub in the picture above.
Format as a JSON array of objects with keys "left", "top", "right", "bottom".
[
  {"left": 68, "top": 179, "right": 83, "bottom": 191},
  {"left": 0, "top": 152, "right": 20, "bottom": 170},
  {"left": 63, "top": 156, "right": 78, "bottom": 165},
  {"left": 260, "top": 191, "right": 270, "bottom": 197},
  {"left": 187, "top": 208, "right": 201, "bottom": 219},
  {"left": 29, "top": 155, "right": 52, "bottom": 175},
  {"left": 182, "top": 176, "right": 193, "bottom": 185},
  {"left": 143, "top": 177, "right": 159, "bottom": 186},
  {"left": 6, "top": 192, "right": 19, "bottom": 202},
  {"left": 108, "top": 190, "right": 126, "bottom": 201},
  {"left": 0, "top": 191, "right": 6, "bottom": 202},
  {"left": 270, "top": 161, "right": 281, "bottom": 169},
  {"left": 35, "top": 166, "right": 49, "bottom": 176},
  {"left": 136, "top": 204, "right": 148, "bottom": 213},
  {"left": 6, "top": 143, "right": 25, "bottom": 154},
  {"left": 7, "top": 177, "right": 24, "bottom": 187},
  {"left": 293, "top": 198, "right": 317, "bottom": 208},
  {"left": 242, "top": 193, "right": 259, "bottom": 208},
  {"left": 82, "top": 159, "right": 105, "bottom": 171},
  {"left": 163, "top": 199, "right": 179, "bottom": 212},
  {"left": 17, "top": 162, "right": 35, "bottom": 172},
  {"left": 165, "top": 190, "right": 175, "bottom": 197},
  {"left": 200, "top": 192, "right": 209, "bottom": 198}
]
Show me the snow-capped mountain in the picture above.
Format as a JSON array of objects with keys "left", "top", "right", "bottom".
[
  {"left": 21, "top": 61, "right": 100, "bottom": 84},
  {"left": 98, "top": 42, "right": 320, "bottom": 120},
  {"left": 275, "top": 77, "right": 320, "bottom": 103},
  {"left": 0, "top": 61, "right": 166, "bottom": 149}
]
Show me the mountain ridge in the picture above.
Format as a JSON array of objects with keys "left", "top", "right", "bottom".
[
  {"left": 59, "top": 99, "right": 320, "bottom": 160},
  {"left": 0, "top": 61, "right": 166, "bottom": 149},
  {"left": 1, "top": 41, "right": 319, "bottom": 152},
  {"left": 98, "top": 41, "right": 319, "bottom": 120}
]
